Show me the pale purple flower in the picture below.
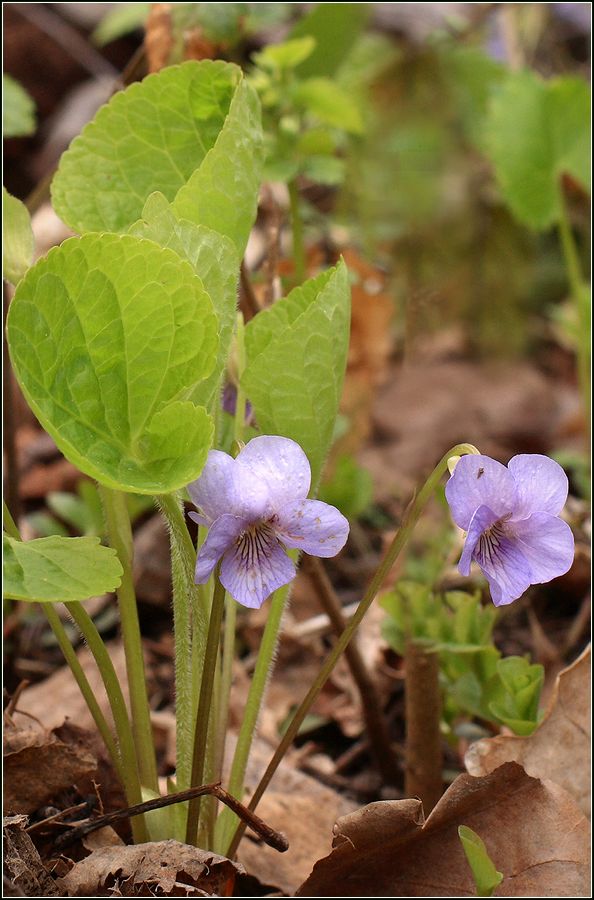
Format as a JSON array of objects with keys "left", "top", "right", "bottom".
[
  {"left": 188, "top": 436, "right": 349, "bottom": 609},
  {"left": 446, "top": 454, "right": 574, "bottom": 607}
]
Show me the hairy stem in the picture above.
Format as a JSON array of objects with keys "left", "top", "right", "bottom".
[
  {"left": 215, "top": 579, "right": 291, "bottom": 853},
  {"left": 226, "top": 443, "right": 480, "bottom": 856},
  {"left": 100, "top": 486, "right": 158, "bottom": 792},
  {"left": 186, "top": 573, "right": 226, "bottom": 845}
]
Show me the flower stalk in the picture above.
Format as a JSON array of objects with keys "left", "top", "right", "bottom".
[
  {"left": 226, "top": 442, "right": 480, "bottom": 856},
  {"left": 100, "top": 486, "right": 158, "bottom": 792},
  {"left": 185, "top": 570, "right": 227, "bottom": 846}
]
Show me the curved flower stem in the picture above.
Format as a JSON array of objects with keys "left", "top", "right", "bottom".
[
  {"left": 185, "top": 572, "right": 227, "bottom": 846},
  {"left": 226, "top": 443, "right": 480, "bottom": 857},
  {"left": 100, "top": 486, "right": 158, "bottom": 792},
  {"left": 557, "top": 193, "right": 590, "bottom": 431},
  {"left": 288, "top": 178, "right": 306, "bottom": 286},
  {"left": 214, "top": 578, "right": 292, "bottom": 853}
]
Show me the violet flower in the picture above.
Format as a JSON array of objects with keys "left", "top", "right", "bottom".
[
  {"left": 188, "top": 436, "right": 349, "bottom": 609},
  {"left": 445, "top": 454, "right": 574, "bottom": 606}
]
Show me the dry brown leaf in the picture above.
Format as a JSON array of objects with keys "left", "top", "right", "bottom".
[
  {"left": 56, "top": 840, "right": 243, "bottom": 897},
  {"left": 15, "top": 642, "right": 128, "bottom": 733},
  {"left": 296, "top": 762, "right": 590, "bottom": 897},
  {"left": 145, "top": 3, "right": 174, "bottom": 73},
  {"left": 3, "top": 814, "right": 60, "bottom": 896},
  {"left": 3, "top": 720, "right": 97, "bottom": 815},
  {"left": 235, "top": 734, "right": 357, "bottom": 895},
  {"left": 466, "top": 645, "right": 591, "bottom": 817}
]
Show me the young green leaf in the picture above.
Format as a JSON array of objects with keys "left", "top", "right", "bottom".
[
  {"left": 3, "top": 188, "right": 34, "bottom": 285},
  {"left": 292, "top": 78, "right": 363, "bottom": 134},
  {"left": 3, "top": 75, "right": 36, "bottom": 137},
  {"left": 7, "top": 233, "right": 217, "bottom": 494},
  {"left": 129, "top": 192, "right": 239, "bottom": 405},
  {"left": 288, "top": 3, "right": 370, "bottom": 78},
  {"left": 92, "top": 2, "right": 149, "bottom": 46},
  {"left": 485, "top": 71, "right": 590, "bottom": 230},
  {"left": 252, "top": 37, "right": 316, "bottom": 72},
  {"left": 458, "top": 825, "right": 503, "bottom": 897},
  {"left": 3, "top": 534, "right": 123, "bottom": 603},
  {"left": 242, "top": 261, "right": 351, "bottom": 488},
  {"left": 51, "top": 61, "right": 263, "bottom": 254}
]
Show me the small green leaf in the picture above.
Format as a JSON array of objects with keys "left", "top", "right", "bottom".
[
  {"left": 3, "top": 534, "right": 123, "bottom": 603},
  {"left": 253, "top": 37, "right": 316, "bottom": 71},
  {"left": 129, "top": 192, "right": 239, "bottom": 406},
  {"left": 3, "top": 188, "right": 34, "bottom": 285},
  {"left": 242, "top": 261, "right": 351, "bottom": 489},
  {"left": 485, "top": 70, "right": 590, "bottom": 230},
  {"left": 302, "top": 155, "right": 346, "bottom": 186},
  {"left": 289, "top": 3, "right": 370, "bottom": 78},
  {"left": 52, "top": 62, "right": 263, "bottom": 254},
  {"left": 7, "top": 233, "right": 217, "bottom": 494},
  {"left": 92, "top": 3, "right": 150, "bottom": 45},
  {"left": 292, "top": 78, "right": 363, "bottom": 134},
  {"left": 3, "top": 75, "right": 36, "bottom": 137},
  {"left": 458, "top": 825, "right": 503, "bottom": 897}
]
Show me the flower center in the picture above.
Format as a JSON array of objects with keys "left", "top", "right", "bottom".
[
  {"left": 236, "top": 521, "right": 277, "bottom": 567},
  {"left": 476, "top": 516, "right": 510, "bottom": 566}
]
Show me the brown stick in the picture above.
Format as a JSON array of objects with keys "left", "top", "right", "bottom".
[
  {"left": 52, "top": 782, "right": 288, "bottom": 853},
  {"left": 306, "top": 557, "right": 398, "bottom": 785},
  {"left": 404, "top": 639, "right": 443, "bottom": 813},
  {"left": 239, "top": 261, "right": 261, "bottom": 321}
]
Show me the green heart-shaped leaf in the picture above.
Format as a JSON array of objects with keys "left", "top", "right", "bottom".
[
  {"left": 3, "top": 534, "right": 122, "bottom": 603},
  {"left": 51, "top": 61, "right": 263, "bottom": 255},
  {"left": 129, "top": 192, "right": 239, "bottom": 406},
  {"left": 242, "top": 260, "right": 351, "bottom": 489},
  {"left": 7, "top": 233, "right": 217, "bottom": 493},
  {"left": 485, "top": 71, "right": 590, "bottom": 230}
]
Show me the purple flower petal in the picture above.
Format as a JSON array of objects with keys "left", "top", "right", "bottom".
[
  {"left": 195, "top": 514, "right": 247, "bottom": 584},
  {"left": 220, "top": 527, "right": 296, "bottom": 608},
  {"left": 459, "top": 504, "right": 500, "bottom": 576},
  {"left": 509, "top": 513, "right": 575, "bottom": 584},
  {"left": 445, "top": 455, "right": 518, "bottom": 530},
  {"left": 188, "top": 449, "right": 270, "bottom": 525},
  {"left": 236, "top": 436, "right": 311, "bottom": 510},
  {"left": 460, "top": 506, "right": 532, "bottom": 606},
  {"left": 275, "top": 499, "right": 350, "bottom": 557},
  {"left": 187, "top": 451, "right": 239, "bottom": 524},
  {"left": 507, "top": 454, "right": 569, "bottom": 519}
]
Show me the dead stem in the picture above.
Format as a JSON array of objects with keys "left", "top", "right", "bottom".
[
  {"left": 404, "top": 639, "right": 443, "bottom": 814},
  {"left": 52, "top": 783, "right": 288, "bottom": 854}
]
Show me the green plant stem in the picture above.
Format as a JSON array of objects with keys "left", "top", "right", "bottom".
[
  {"left": 4, "top": 504, "right": 148, "bottom": 842},
  {"left": 288, "top": 178, "right": 306, "bottom": 286},
  {"left": 557, "top": 193, "right": 590, "bottom": 430},
  {"left": 215, "top": 578, "right": 292, "bottom": 852},
  {"left": 45, "top": 604, "right": 123, "bottom": 781},
  {"left": 185, "top": 572, "right": 227, "bottom": 846},
  {"left": 100, "top": 486, "right": 158, "bottom": 792},
  {"left": 157, "top": 493, "right": 194, "bottom": 799},
  {"left": 64, "top": 602, "right": 148, "bottom": 842},
  {"left": 226, "top": 442, "right": 480, "bottom": 857}
]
